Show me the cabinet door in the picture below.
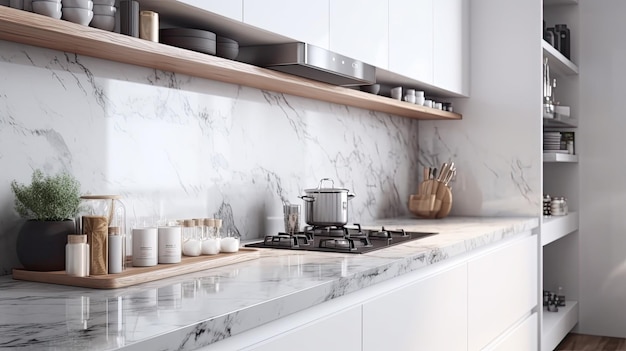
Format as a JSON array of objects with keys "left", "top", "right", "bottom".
[
  {"left": 491, "top": 313, "right": 538, "bottom": 351},
  {"left": 362, "top": 264, "right": 467, "bottom": 351},
  {"left": 389, "top": 0, "right": 433, "bottom": 84},
  {"left": 243, "top": 0, "right": 330, "bottom": 49},
  {"left": 468, "top": 234, "right": 538, "bottom": 351},
  {"left": 329, "top": 0, "right": 389, "bottom": 69},
  {"left": 247, "top": 305, "right": 361, "bottom": 351},
  {"left": 180, "top": 0, "right": 243, "bottom": 21},
  {"left": 433, "top": 0, "right": 469, "bottom": 95}
]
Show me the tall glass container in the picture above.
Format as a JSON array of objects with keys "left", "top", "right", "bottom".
[{"left": 77, "top": 195, "right": 127, "bottom": 275}]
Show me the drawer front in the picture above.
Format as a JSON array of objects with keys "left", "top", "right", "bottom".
[{"left": 468, "top": 234, "right": 538, "bottom": 351}]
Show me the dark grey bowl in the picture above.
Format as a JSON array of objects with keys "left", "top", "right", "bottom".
[
  {"left": 360, "top": 84, "right": 381, "bottom": 95},
  {"left": 216, "top": 43, "right": 239, "bottom": 59}
]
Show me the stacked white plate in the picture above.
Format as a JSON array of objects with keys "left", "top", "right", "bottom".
[
  {"left": 61, "top": 0, "right": 93, "bottom": 25},
  {"left": 543, "top": 131, "right": 563, "bottom": 151},
  {"left": 90, "top": 0, "right": 115, "bottom": 31}
]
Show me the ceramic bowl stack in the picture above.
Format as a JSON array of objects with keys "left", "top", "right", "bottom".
[
  {"left": 60, "top": 0, "right": 93, "bottom": 25},
  {"left": 90, "top": 0, "right": 115, "bottom": 31},
  {"left": 31, "top": 0, "right": 62, "bottom": 19},
  {"left": 160, "top": 28, "right": 217, "bottom": 55},
  {"left": 216, "top": 36, "right": 239, "bottom": 60}
]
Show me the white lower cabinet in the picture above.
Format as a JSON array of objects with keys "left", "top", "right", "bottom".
[
  {"left": 362, "top": 264, "right": 468, "bottom": 351},
  {"left": 491, "top": 313, "right": 538, "bottom": 351},
  {"left": 468, "top": 235, "right": 538, "bottom": 351},
  {"left": 247, "top": 305, "right": 361, "bottom": 351}
]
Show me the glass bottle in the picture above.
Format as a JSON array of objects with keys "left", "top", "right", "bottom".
[
  {"left": 182, "top": 219, "right": 201, "bottom": 256},
  {"left": 219, "top": 219, "right": 240, "bottom": 253},
  {"left": 66, "top": 234, "right": 89, "bottom": 277},
  {"left": 201, "top": 218, "right": 220, "bottom": 255}
]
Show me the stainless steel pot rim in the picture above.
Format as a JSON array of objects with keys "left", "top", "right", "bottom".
[{"left": 303, "top": 178, "right": 351, "bottom": 193}]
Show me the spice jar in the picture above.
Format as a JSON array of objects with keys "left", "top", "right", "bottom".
[
  {"left": 66, "top": 234, "right": 89, "bottom": 277},
  {"left": 550, "top": 197, "right": 568, "bottom": 216},
  {"left": 543, "top": 194, "right": 552, "bottom": 216}
]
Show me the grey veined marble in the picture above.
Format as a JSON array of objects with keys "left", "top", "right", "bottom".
[
  {"left": 0, "top": 217, "right": 538, "bottom": 350},
  {"left": 0, "top": 39, "right": 420, "bottom": 274}
]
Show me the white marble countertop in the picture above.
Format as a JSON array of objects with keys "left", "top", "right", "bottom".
[{"left": 0, "top": 216, "right": 538, "bottom": 350}]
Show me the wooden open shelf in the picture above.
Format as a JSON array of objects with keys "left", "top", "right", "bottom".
[
  {"left": 12, "top": 248, "right": 260, "bottom": 289},
  {"left": 0, "top": 6, "right": 461, "bottom": 121}
]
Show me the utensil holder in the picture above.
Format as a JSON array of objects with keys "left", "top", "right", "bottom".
[{"left": 409, "top": 180, "right": 452, "bottom": 219}]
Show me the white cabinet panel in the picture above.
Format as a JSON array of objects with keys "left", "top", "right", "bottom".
[
  {"left": 243, "top": 0, "right": 330, "bottom": 49},
  {"left": 433, "top": 0, "right": 469, "bottom": 95},
  {"left": 330, "top": 0, "right": 389, "bottom": 69},
  {"left": 492, "top": 313, "right": 538, "bottom": 351},
  {"left": 180, "top": 0, "right": 243, "bottom": 21},
  {"left": 247, "top": 305, "right": 361, "bottom": 351},
  {"left": 389, "top": 0, "right": 433, "bottom": 84},
  {"left": 362, "top": 264, "right": 467, "bottom": 351},
  {"left": 468, "top": 235, "right": 538, "bottom": 351}
]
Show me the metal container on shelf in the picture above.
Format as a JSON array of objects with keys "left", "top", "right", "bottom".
[{"left": 550, "top": 197, "right": 568, "bottom": 216}]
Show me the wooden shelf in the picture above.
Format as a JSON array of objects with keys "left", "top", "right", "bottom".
[
  {"left": 542, "top": 211, "right": 578, "bottom": 246},
  {"left": 543, "top": 40, "right": 579, "bottom": 76},
  {"left": 543, "top": 153, "right": 578, "bottom": 163},
  {"left": 0, "top": 7, "right": 461, "bottom": 121},
  {"left": 542, "top": 301, "right": 579, "bottom": 351}
]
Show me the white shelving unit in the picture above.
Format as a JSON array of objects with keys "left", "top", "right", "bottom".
[
  {"left": 542, "top": 1, "right": 580, "bottom": 349},
  {"left": 543, "top": 153, "right": 578, "bottom": 163},
  {"left": 542, "top": 301, "right": 579, "bottom": 351}
]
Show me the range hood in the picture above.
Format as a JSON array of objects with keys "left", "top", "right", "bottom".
[{"left": 237, "top": 42, "right": 376, "bottom": 86}]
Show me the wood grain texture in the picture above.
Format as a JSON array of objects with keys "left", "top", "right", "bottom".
[
  {"left": 0, "top": 7, "right": 462, "bottom": 122},
  {"left": 556, "top": 333, "right": 626, "bottom": 351},
  {"left": 12, "top": 248, "right": 260, "bottom": 289}
]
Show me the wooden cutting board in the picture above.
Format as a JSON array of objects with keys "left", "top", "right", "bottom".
[{"left": 12, "top": 248, "right": 260, "bottom": 289}]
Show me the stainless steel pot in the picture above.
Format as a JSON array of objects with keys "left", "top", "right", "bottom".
[{"left": 299, "top": 178, "right": 355, "bottom": 226}]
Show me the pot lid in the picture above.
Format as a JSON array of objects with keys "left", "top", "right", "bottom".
[{"left": 304, "top": 178, "right": 351, "bottom": 193}]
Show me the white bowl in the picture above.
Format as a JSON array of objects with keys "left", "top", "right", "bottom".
[
  {"left": 90, "top": 13, "right": 114, "bottom": 31},
  {"left": 61, "top": 7, "right": 93, "bottom": 25},
  {"left": 92, "top": 4, "right": 114, "bottom": 15},
  {"left": 31, "top": 1, "right": 62, "bottom": 18},
  {"left": 92, "top": 0, "right": 113, "bottom": 5},
  {"left": 61, "top": 0, "right": 91, "bottom": 9}
]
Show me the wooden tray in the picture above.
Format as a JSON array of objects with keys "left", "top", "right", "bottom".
[{"left": 12, "top": 248, "right": 260, "bottom": 289}]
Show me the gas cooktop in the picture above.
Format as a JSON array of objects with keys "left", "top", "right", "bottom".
[{"left": 245, "top": 224, "right": 437, "bottom": 254}]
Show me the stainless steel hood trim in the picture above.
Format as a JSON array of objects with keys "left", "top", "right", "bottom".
[{"left": 237, "top": 42, "right": 376, "bottom": 86}]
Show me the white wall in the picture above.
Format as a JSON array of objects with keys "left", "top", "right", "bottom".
[
  {"left": 578, "top": 0, "right": 626, "bottom": 337},
  {"left": 0, "top": 40, "right": 420, "bottom": 275},
  {"left": 419, "top": 0, "right": 543, "bottom": 217}
]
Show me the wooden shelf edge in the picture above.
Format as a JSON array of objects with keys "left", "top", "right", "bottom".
[
  {"left": 541, "top": 211, "right": 578, "bottom": 246},
  {"left": 542, "top": 300, "right": 579, "bottom": 351},
  {"left": 542, "top": 40, "right": 579, "bottom": 76},
  {"left": 0, "top": 7, "right": 461, "bottom": 121}
]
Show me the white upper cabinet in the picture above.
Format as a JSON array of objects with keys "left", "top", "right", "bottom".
[
  {"left": 433, "top": 0, "right": 469, "bottom": 95},
  {"left": 180, "top": 0, "right": 243, "bottom": 21},
  {"left": 389, "top": 0, "right": 434, "bottom": 85},
  {"left": 243, "top": 0, "right": 330, "bottom": 49},
  {"left": 329, "top": 0, "right": 389, "bottom": 69}
]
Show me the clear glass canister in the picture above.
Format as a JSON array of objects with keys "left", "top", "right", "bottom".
[{"left": 76, "top": 195, "right": 127, "bottom": 274}]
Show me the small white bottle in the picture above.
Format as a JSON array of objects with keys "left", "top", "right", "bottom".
[
  {"left": 218, "top": 219, "right": 240, "bottom": 253},
  {"left": 66, "top": 234, "right": 89, "bottom": 277},
  {"left": 158, "top": 226, "right": 182, "bottom": 264},
  {"left": 108, "top": 226, "right": 124, "bottom": 274},
  {"left": 132, "top": 227, "right": 158, "bottom": 267}
]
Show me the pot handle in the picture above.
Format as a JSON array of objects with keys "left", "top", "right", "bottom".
[
  {"left": 299, "top": 195, "right": 315, "bottom": 202},
  {"left": 318, "top": 178, "right": 335, "bottom": 189},
  {"left": 348, "top": 192, "right": 356, "bottom": 200}
]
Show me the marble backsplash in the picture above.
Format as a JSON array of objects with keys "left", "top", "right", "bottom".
[{"left": 0, "top": 40, "right": 421, "bottom": 275}]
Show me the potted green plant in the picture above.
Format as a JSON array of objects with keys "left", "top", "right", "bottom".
[{"left": 11, "top": 169, "right": 81, "bottom": 271}]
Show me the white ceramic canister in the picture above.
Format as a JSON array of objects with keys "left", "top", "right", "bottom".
[
  {"left": 158, "top": 226, "right": 182, "bottom": 263},
  {"left": 132, "top": 227, "right": 158, "bottom": 266},
  {"left": 108, "top": 226, "right": 124, "bottom": 274}
]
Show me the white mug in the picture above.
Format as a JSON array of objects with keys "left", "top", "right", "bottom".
[
  {"left": 404, "top": 95, "right": 416, "bottom": 104},
  {"left": 390, "top": 87, "right": 402, "bottom": 100}
]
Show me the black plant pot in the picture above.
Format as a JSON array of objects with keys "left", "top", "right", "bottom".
[{"left": 16, "top": 219, "right": 75, "bottom": 271}]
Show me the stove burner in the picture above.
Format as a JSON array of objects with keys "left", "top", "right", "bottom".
[{"left": 246, "top": 223, "right": 437, "bottom": 254}]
